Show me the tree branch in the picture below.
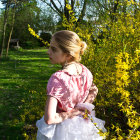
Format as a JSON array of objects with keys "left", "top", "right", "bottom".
[
  {"left": 77, "top": 0, "right": 87, "bottom": 23},
  {"left": 95, "top": 0, "right": 109, "bottom": 11},
  {"left": 71, "top": 0, "right": 74, "bottom": 10},
  {"left": 51, "top": 0, "right": 63, "bottom": 15},
  {"left": 40, "top": 0, "right": 62, "bottom": 16},
  {"left": 58, "top": 0, "right": 63, "bottom": 12}
]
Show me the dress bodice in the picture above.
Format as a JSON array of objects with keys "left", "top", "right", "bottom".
[{"left": 46, "top": 63, "right": 94, "bottom": 112}]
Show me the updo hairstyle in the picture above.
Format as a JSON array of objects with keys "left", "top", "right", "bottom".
[{"left": 52, "top": 30, "right": 87, "bottom": 62}]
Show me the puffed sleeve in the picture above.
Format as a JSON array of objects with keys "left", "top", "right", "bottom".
[
  {"left": 46, "top": 74, "right": 65, "bottom": 107},
  {"left": 90, "top": 83, "right": 98, "bottom": 96}
]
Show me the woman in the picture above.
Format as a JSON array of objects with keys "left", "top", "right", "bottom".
[{"left": 36, "top": 30, "right": 106, "bottom": 140}]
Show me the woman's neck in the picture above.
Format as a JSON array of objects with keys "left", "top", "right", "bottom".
[{"left": 62, "top": 61, "right": 77, "bottom": 69}]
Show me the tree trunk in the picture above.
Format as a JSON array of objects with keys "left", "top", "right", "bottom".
[
  {"left": 0, "top": 0, "right": 11, "bottom": 59},
  {"left": 71, "top": 0, "right": 74, "bottom": 11},
  {"left": 122, "top": 0, "right": 127, "bottom": 13},
  {"left": 64, "top": 0, "right": 70, "bottom": 22},
  {"left": 6, "top": 0, "right": 16, "bottom": 58},
  {"left": 111, "top": 0, "right": 119, "bottom": 22},
  {"left": 133, "top": 0, "right": 137, "bottom": 19},
  {"left": 77, "top": 0, "right": 87, "bottom": 23}
]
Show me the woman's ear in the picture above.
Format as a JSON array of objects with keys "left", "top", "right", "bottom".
[
  {"left": 65, "top": 53, "right": 71, "bottom": 59},
  {"left": 67, "top": 55, "right": 74, "bottom": 62}
]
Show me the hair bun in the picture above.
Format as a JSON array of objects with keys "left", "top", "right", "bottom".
[{"left": 80, "top": 41, "right": 87, "bottom": 55}]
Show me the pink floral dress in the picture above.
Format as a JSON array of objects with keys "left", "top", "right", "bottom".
[{"left": 36, "top": 63, "right": 106, "bottom": 140}]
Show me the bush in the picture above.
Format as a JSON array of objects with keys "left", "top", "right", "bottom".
[
  {"left": 39, "top": 32, "right": 52, "bottom": 47},
  {"left": 21, "top": 40, "right": 41, "bottom": 49},
  {"left": 62, "top": 3, "right": 140, "bottom": 139}
]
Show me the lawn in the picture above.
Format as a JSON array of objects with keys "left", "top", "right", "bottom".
[{"left": 0, "top": 48, "right": 61, "bottom": 139}]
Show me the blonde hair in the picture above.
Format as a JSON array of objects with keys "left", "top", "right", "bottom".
[{"left": 52, "top": 30, "right": 87, "bottom": 62}]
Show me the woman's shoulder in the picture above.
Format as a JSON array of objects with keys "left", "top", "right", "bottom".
[
  {"left": 47, "top": 71, "right": 65, "bottom": 90},
  {"left": 49, "top": 63, "right": 93, "bottom": 82},
  {"left": 51, "top": 70, "right": 63, "bottom": 77},
  {"left": 48, "top": 70, "right": 68, "bottom": 84},
  {"left": 52, "top": 70, "right": 67, "bottom": 78}
]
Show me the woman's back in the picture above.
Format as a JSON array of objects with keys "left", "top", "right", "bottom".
[{"left": 46, "top": 63, "right": 93, "bottom": 112}]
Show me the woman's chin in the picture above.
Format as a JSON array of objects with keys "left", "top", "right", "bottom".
[{"left": 49, "top": 59, "right": 60, "bottom": 65}]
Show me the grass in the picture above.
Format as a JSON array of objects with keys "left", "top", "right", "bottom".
[{"left": 0, "top": 48, "right": 61, "bottom": 139}]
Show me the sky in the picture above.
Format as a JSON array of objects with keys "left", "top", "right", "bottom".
[{"left": 0, "top": 1, "right": 4, "bottom": 9}]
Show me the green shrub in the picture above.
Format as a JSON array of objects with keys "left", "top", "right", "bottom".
[{"left": 21, "top": 40, "right": 41, "bottom": 49}]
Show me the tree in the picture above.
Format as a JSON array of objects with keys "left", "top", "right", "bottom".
[
  {"left": 11, "top": 0, "right": 41, "bottom": 46},
  {"left": 0, "top": 0, "right": 11, "bottom": 59},
  {"left": 0, "top": 0, "right": 42, "bottom": 54},
  {"left": 37, "top": 5, "right": 57, "bottom": 33},
  {"left": 6, "top": 0, "right": 17, "bottom": 57},
  {"left": 40, "top": 0, "right": 88, "bottom": 25}
]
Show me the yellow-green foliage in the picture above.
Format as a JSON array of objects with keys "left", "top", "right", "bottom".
[
  {"left": 28, "top": 24, "right": 50, "bottom": 47},
  {"left": 23, "top": 2, "right": 140, "bottom": 139},
  {"left": 61, "top": 2, "right": 140, "bottom": 139},
  {"left": 115, "top": 51, "right": 140, "bottom": 140}
]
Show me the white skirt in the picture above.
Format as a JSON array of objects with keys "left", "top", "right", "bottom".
[{"left": 36, "top": 103, "right": 107, "bottom": 140}]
